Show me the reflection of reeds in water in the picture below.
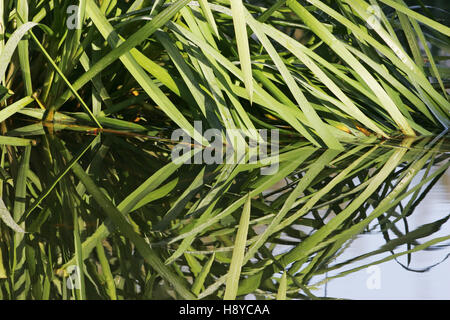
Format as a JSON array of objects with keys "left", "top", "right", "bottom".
[
  {"left": 320, "top": 167, "right": 450, "bottom": 299},
  {"left": 0, "top": 0, "right": 449, "bottom": 300},
  {"left": 0, "top": 131, "right": 448, "bottom": 300}
]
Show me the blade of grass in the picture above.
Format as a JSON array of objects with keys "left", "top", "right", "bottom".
[
  {"left": 258, "top": 0, "right": 287, "bottom": 22},
  {"left": 16, "top": 0, "right": 32, "bottom": 95},
  {"left": 276, "top": 272, "right": 287, "bottom": 300},
  {"left": 167, "top": 21, "right": 323, "bottom": 145},
  {"left": 339, "top": 0, "right": 450, "bottom": 123},
  {"left": 0, "top": 96, "right": 34, "bottom": 123},
  {"left": 403, "top": 1, "right": 448, "bottom": 99},
  {"left": 192, "top": 252, "right": 215, "bottom": 296},
  {"left": 224, "top": 193, "right": 251, "bottom": 300},
  {"left": 0, "top": 136, "right": 35, "bottom": 146},
  {"left": 0, "top": 22, "right": 38, "bottom": 82},
  {"left": 231, "top": 0, "right": 253, "bottom": 103},
  {"left": 198, "top": 0, "right": 219, "bottom": 37}
]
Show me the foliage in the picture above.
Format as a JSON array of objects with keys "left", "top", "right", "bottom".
[{"left": 0, "top": 0, "right": 448, "bottom": 299}]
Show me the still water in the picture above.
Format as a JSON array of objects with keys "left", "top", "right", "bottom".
[{"left": 323, "top": 168, "right": 449, "bottom": 299}]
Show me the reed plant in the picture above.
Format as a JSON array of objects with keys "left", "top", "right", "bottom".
[{"left": 0, "top": 0, "right": 448, "bottom": 299}]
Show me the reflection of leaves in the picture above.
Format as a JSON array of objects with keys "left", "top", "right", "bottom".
[
  {"left": 320, "top": 214, "right": 450, "bottom": 274},
  {"left": 224, "top": 194, "right": 251, "bottom": 300},
  {"left": 236, "top": 270, "right": 264, "bottom": 297},
  {"left": 380, "top": 214, "right": 450, "bottom": 252},
  {"left": 1, "top": 131, "right": 448, "bottom": 300},
  {"left": 0, "top": 198, "right": 25, "bottom": 233}
]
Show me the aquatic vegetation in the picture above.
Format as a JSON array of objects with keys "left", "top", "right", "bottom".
[{"left": 0, "top": 0, "right": 448, "bottom": 299}]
